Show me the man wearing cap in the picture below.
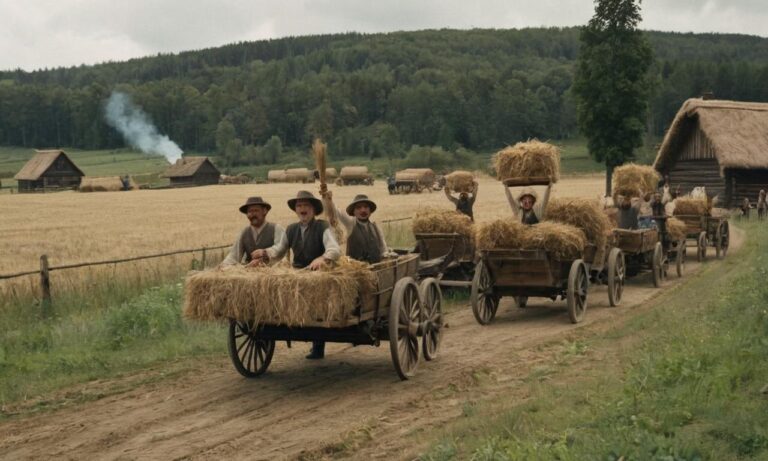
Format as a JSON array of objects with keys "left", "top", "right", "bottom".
[
  {"left": 504, "top": 184, "right": 552, "bottom": 225},
  {"left": 322, "top": 191, "right": 391, "bottom": 264},
  {"left": 251, "top": 190, "right": 341, "bottom": 360},
  {"left": 444, "top": 180, "right": 479, "bottom": 221},
  {"left": 221, "top": 196, "right": 285, "bottom": 267}
]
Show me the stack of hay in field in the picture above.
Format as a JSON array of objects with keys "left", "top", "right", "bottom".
[
  {"left": 324, "top": 168, "right": 338, "bottom": 180},
  {"left": 219, "top": 173, "right": 251, "bottom": 185},
  {"left": 339, "top": 166, "right": 371, "bottom": 184},
  {"left": 673, "top": 196, "right": 710, "bottom": 216},
  {"left": 79, "top": 176, "right": 137, "bottom": 192},
  {"left": 493, "top": 140, "right": 561, "bottom": 182},
  {"left": 475, "top": 219, "right": 586, "bottom": 260},
  {"left": 444, "top": 170, "right": 474, "bottom": 193},
  {"left": 285, "top": 168, "right": 315, "bottom": 183},
  {"left": 396, "top": 168, "right": 435, "bottom": 185},
  {"left": 611, "top": 164, "right": 659, "bottom": 201},
  {"left": 666, "top": 217, "right": 688, "bottom": 241},
  {"left": 545, "top": 197, "right": 614, "bottom": 265},
  {"left": 184, "top": 257, "right": 376, "bottom": 326},
  {"left": 267, "top": 169, "right": 288, "bottom": 183},
  {"left": 412, "top": 208, "right": 474, "bottom": 242}
]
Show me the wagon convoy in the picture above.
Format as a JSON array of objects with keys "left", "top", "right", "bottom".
[
  {"left": 390, "top": 168, "right": 437, "bottom": 194},
  {"left": 673, "top": 196, "right": 730, "bottom": 261}
]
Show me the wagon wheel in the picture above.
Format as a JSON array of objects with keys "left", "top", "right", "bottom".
[
  {"left": 419, "top": 278, "right": 443, "bottom": 361},
  {"left": 471, "top": 260, "right": 499, "bottom": 325},
  {"left": 389, "top": 277, "right": 421, "bottom": 380},
  {"left": 652, "top": 242, "right": 667, "bottom": 288},
  {"left": 566, "top": 260, "right": 588, "bottom": 324},
  {"left": 676, "top": 239, "right": 686, "bottom": 277},
  {"left": 716, "top": 221, "right": 729, "bottom": 259},
  {"left": 697, "top": 231, "right": 707, "bottom": 261},
  {"left": 227, "top": 320, "right": 275, "bottom": 378},
  {"left": 606, "top": 248, "right": 625, "bottom": 307}
]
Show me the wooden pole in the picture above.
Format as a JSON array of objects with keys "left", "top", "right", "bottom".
[
  {"left": 201, "top": 247, "right": 207, "bottom": 269},
  {"left": 40, "top": 254, "right": 51, "bottom": 316}
]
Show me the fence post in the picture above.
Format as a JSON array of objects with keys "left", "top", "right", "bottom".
[
  {"left": 40, "top": 254, "right": 52, "bottom": 316},
  {"left": 201, "top": 247, "right": 207, "bottom": 269}
]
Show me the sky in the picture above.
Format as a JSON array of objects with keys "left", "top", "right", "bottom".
[{"left": 1, "top": 0, "right": 766, "bottom": 71}]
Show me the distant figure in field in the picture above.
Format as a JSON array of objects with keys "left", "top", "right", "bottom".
[
  {"left": 741, "top": 197, "right": 751, "bottom": 220},
  {"left": 444, "top": 180, "right": 478, "bottom": 221},
  {"left": 757, "top": 190, "right": 766, "bottom": 221}
]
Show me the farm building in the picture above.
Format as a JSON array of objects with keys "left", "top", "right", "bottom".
[
  {"left": 13, "top": 150, "right": 84, "bottom": 192},
  {"left": 654, "top": 97, "right": 768, "bottom": 207},
  {"left": 162, "top": 156, "right": 220, "bottom": 187}
]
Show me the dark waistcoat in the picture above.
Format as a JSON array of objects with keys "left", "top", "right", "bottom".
[
  {"left": 347, "top": 221, "right": 383, "bottom": 264},
  {"left": 240, "top": 223, "right": 276, "bottom": 263},
  {"left": 286, "top": 219, "right": 329, "bottom": 268},
  {"left": 522, "top": 210, "right": 539, "bottom": 225},
  {"left": 456, "top": 199, "right": 474, "bottom": 220}
]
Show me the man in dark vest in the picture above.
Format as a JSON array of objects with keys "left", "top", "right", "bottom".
[
  {"left": 322, "top": 191, "right": 391, "bottom": 264},
  {"left": 253, "top": 190, "right": 341, "bottom": 359},
  {"left": 444, "top": 180, "right": 478, "bottom": 221},
  {"left": 221, "top": 196, "right": 285, "bottom": 267}
]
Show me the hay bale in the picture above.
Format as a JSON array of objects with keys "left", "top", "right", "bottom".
[
  {"left": 340, "top": 166, "right": 370, "bottom": 180},
  {"left": 445, "top": 171, "right": 474, "bottom": 193},
  {"left": 612, "top": 164, "right": 659, "bottom": 200},
  {"left": 666, "top": 217, "right": 687, "bottom": 241},
  {"left": 79, "top": 176, "right": 136, "bottom": 192},
  {"left": 285, "top": 168, "right": 314, "bottom": 183},
  {"left": 545, "top": 197, "right": 613, "bottom": 264},
  {"left": 476, "top": 219, "right": 586, "bottom": 260},
  {"left": 396, "top": 168, "right": 435, "bottom": 183},
  {"left": 492, "top": 140, "right": 560, "bottom": 182},
  {"left": 673, "top": 196, "right": 709, "bottom": 216},
  {"left": 325, "top": 168, "right": 338, "bottom": 180},
  {"left": 183, "top": 257, "right": 376, "bottom": 326},
  {"left": 412, "top": 208, "right": 474, "bottom": 240},
  {"left": 267, "top": 170, "right": 287, "bottom": 182}
]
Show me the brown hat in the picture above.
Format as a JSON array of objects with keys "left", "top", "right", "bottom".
[
  {"left": 239, "top": 196, "right": 272, "bottom": 214},
  {"left": 288, "top": 190, "right": 323, "bottom": 215},
  {"left": 346, "top": 194, "right": 377, "bottom": 216}
]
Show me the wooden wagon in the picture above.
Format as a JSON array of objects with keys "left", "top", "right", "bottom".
[
  {"left": 584, "top": 243, "right": 626, "bottom": 308},
  {"left": 226, "top": 254, "right": 443, "bottom": 380},
  {"left": 613, "top": 228, "right": 669, "bottom": 287},
  {"left": 673, "top": 214, "right": 730, "bottom": 261},
  {"left": 414, "top": 232, "right": 476, "bottom": 288},
  {"left": 390, "top": 168, "right": 437, "bottom": 194}
]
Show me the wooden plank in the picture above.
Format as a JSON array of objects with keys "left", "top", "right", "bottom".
[{"left": 503, "top": 176, "right": 553, "bottom": 187}]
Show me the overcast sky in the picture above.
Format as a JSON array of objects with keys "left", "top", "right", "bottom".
[{"left": 1, "top": 0, "right": 766, "bottom": 71}]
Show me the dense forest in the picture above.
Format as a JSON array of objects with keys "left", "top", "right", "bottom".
[{"left": 1, "top": 28, "right": 767, "bottom": 166}]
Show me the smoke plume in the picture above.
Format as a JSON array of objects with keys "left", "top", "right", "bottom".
[{"left": 104, "top": 91, "right": 183, "bottom": 163}]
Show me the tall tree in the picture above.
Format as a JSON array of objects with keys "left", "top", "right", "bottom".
[{"left": 573, "top": 0, "right": 654, "bottom": 196}]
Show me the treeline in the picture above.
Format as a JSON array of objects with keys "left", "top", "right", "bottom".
[{"left": 1, "top": 28, "right": 767, "bottom": 166}]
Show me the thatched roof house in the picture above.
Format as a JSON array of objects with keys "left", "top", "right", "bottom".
[
  {"left": 14, "top": 150, "right": 84, "bottom": 192},
  {"left": 162, "top": 156, "right": 220, "bottom": 187},
  {"left": 653, "top": 97, "right": 768, "bottom": 207}
]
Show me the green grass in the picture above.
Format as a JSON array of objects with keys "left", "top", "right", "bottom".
[{"left": 422, "top": 222, "right": 768, "bottom": 460}]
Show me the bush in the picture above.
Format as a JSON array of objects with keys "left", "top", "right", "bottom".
[{"left": 102, "top": 285, "right": 182, "bottom": 349}]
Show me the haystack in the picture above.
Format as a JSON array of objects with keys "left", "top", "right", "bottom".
[
  {"left": 79, "top": 176, "right": 137, "bottom": 192},
  {"left": 476, "top": 219, "right": 586, "bottom": 260},
  {"left": 612, "top": 164, "right": 659, "bottom": 201},
  {"left": 445, "top": 171, "right": 474, "bottom": 193},
  {"left": 340, "top": 166, "right": 370, "bottom": 180},
  {"left": 183, "top": 257, "right": 376, "bottom": 326},
  {"left": 267, "top": 170, "right": 287, "bottom": 182},
  {"left": 412, "top": 208, "right": 474, "bottom": 241},
  {"left": 545, "top": 197, "right": 613, "bottom": 264},
  {"left": 666, "top": 217, "right": 688, "bottom": 241},
  {"left": 325, "top": 168, "right": 338, "bottom": 180},
  {"left": 285, "top": 168, "right": 314, "bottom": 183},
  {"left": 395, "top": 168, "right": 435, "bottom": 183},
  {"left": 493, "top": 140, "right": 560, "bottom": 182},
  {"left": 673, "top": 196, "right": 709, "bottom": 216}
]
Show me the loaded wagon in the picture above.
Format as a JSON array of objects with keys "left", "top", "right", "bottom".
[
  {"left": 337, "top": 166, "right": 374, "bottom": 186},
  {"left": 227, "top": 254, "right": 443, "bottom": 380},
  {"left": 673, "top": 214, "right": 729, "bottom": 261},
  {"left": 612, "top": 228, "right": 670, "bottom": 287},
  {"left": 390, "top": 168, "right": 437, "bottom": 194},
  {"left": 414, "top": 232, "right": 475, "bottom": 288}
]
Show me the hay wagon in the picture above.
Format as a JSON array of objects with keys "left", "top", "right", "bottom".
[
  {"left": 414, "top": 232, "right": 475, "bottom": 288},
  {"left": 673, "top": 214, "right": 729, "bottom": 261},
  {"left": 583, "top": 243, "right": 626, "bottom": 308},
  {"left": 391, "top": 168, "right": 437, "bottom": 194},
  {"left": 227, "top": 254, "right": 444, "bottom": 380},
  {"left": 337, "top": 166, "right": 374, "bottom": 186},
  {"left": 612, "top": 227, "right": 671, "bottom": 287}
]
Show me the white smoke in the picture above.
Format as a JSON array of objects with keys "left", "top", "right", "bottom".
[{"left": 104, "top": 91, "right": 183, "bottom": 163}]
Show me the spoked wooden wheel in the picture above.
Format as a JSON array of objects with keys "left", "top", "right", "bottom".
[
  {"left": 389, "top": 277, "right": 421, "bottom": 380},
  {"left": 697, "top": 231, "right": 707, "bottom": 261},
  {"left": 607, "top": 248, "right": 625, "bottom": 307},
  {"left": 228, "top": 320, "right": 275, "bottom": 378},
  {"left": 567, "top": 260, "right": 588, "bottom": 323},
  {"left": 652, "top": 242, "right": 667, "bottom": 288},
  {"left": 419, "top": 278, "right": 443, "bottom": 361},
  {"left": 716, "top": 221, "right": 729, "bottom": 259},
  {"left": 676, "top": 239, "right": 686, "bottom": 277},
  {"left": 471, "top": 260, "right": 499, "bottom": 325}
]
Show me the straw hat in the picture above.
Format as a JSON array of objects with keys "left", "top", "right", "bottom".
[
  {"left": 238, "top": 196, "right": 272, "bottom": 213},
  {"left": 287, "top": 190, "right": 323, "bottom": 214},
  {"left": 516, "top": 187, "right": 538, "bottom": 202},
  {"left": 346, "top": 194, "right": 377, "bottom": 216}
]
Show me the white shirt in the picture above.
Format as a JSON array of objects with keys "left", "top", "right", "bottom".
[{"left": 221, "top": 223, "right": 285, "bottom": 266}]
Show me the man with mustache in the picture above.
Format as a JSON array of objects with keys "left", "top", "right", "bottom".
[
  {"left": 322, "top": 191, "right": 391, "bottom": 264},
  {"left": 251, "top": 190, "right": 341, "bottom": 360},
  {"left": 221, "top": 196, "right": 284, "bottom": 267}
]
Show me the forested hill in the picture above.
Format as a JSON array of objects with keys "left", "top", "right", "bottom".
[{"left": 1, "top": 28, "right": 767, "bottom": 165}]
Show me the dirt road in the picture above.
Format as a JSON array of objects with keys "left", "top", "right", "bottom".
[{"left": 0, "top": 229, "right": 743, "bottom": 461}]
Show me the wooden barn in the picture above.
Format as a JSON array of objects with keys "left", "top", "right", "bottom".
[
  {"left": 13, "top": 150, "right": 84, "bottom": 192},
  {"left": 654, "top": 98, "right": 768, "bottom": 207},
  {"left": 162, "top": 156, "right": 220, "bottom": 187}
]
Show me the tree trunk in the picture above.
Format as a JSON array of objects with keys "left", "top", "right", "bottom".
[{"left": 605, "top": 164, "right": 614, "bottom": 198}]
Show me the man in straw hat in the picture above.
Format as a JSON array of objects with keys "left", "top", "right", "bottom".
[
  {"left": 252, "top": 190, "right": 341, "bottom": 360},
  {"left": 322, "top": 191, "right": 392, "bottom": 264},
  {"left": 221, "top": 196, "right": 285, "bottom": 267},
  {"left": 504, "top": 185, "right": 551, "bottom": 225},
  {"left": 444, "top": 180, "right": 479, "bottom": 221}
]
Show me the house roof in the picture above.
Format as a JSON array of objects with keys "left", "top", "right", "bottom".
[
  {"left": 161, "top": 156, "right": 219, "bottom": 178},
  {"left": 14, "top": 150, "right": 85, "bottom": 180},
  {"left": 654, "top": 98, "right": 768, "bottom": 172}
]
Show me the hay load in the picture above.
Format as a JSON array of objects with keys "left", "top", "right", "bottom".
[
  {"left": 611, "top": 164, "right": 659, "bottom": 201},
  {"left": 267, "top": 170, "right": 287, "bottom": 182},
  {"left": 285, "top": 168, "right": 315, "bottom": 183},
  {"left": 79, "top": 176, "right": 137, "bottom": 192},
  {"left": 412, "top": 208, "right": 474, "bottom": 240},
  {"left": 325, "top": 168, "right": 338, "bottom": 180},
  {"left": 476, "top": 219, "right": 586, "bottom": 260},
  {"left": 340, "top": 166, "right": 370, "bottom": 180},
  {"left": 673, "top": 196, "right": 709, "bottom": 216},
  {"left": 493, "top": 140, "right": 560, "bottom": 182},
  {"left": 445, "top": 170, "right": 474, "bottom": 193},
  {"left": 666, "top": 217, "right": 688, "bottom": 241},
  {"left": 184, "top": 257, "right": 376, "bottom": 326},
  {"left": 395, "top": 168, "right": 436, "bottom": 183},
  {"left": 545, "top": 197, "right": 613, "bottom": 264}
]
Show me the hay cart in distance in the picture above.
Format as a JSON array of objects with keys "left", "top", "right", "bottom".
[
  {"left": 227, "top": 254, "right": 444, "bottom": 380},
  {"left": 673, "top": 214, "right": 729, "bottom": 261},
  {"left": 414, "top": 232, "right": 475, "bottom": 288},
  {"left": 336, "top": 166, "right": 374, "bottom": 186},
  {"left": 391, "top": 168, "right": 437, "bottom": 194},
  {"left": 612, "top": 228, "right": 669, "bottom": 287}
]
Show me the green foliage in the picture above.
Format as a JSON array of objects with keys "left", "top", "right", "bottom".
[{"left": 103, "top": 286, "right": 182, "bottom": 349}]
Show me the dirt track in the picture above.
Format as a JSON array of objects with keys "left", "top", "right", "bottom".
[{"left": 0, "top": 229, "right": 744, "bottom": 461}]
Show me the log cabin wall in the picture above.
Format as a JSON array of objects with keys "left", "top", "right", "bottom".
[
  {"left": 664, "top": 124, "right": 725, "bottom": 200},
  {"left": 729, "top": 169, "right": 768, "bottom": 206}
]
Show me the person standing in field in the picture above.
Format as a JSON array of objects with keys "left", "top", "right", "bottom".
[
  {"left": 252, "top": 190, "right": 341, "bottom": 360},
  {"left": 221, "top": 196, "right": 285, "bottom": 267},
  {"left": 741, "top": 197, "right": 751, "bottom": 220},
  {"left": 444, "top": 180, "right": 479, "bottom": 221},
  {"left": 322, "top": 190, "right": 391, "bottom": 264},
  {"left": 504, "top": 184, "right": 551, "bottom": 224},
  {"left": 757, "top": 190, "right": 766, "bottom": 221}
]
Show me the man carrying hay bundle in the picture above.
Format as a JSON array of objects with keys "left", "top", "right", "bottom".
[
  {"left": 504, "top": 186, "right": 551, "bottom": 225},
  {"left": 321, "top": 191, "right": 392, "bottom": 264},
  {"left": 221, "top": 196, "right": 285, "bottom": 267},
  {"left": 252, "top": 190, "right": 341, "bottom": 360},
  {"left": 443, "top": 176, "right": 478, "bottom": 221}
]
